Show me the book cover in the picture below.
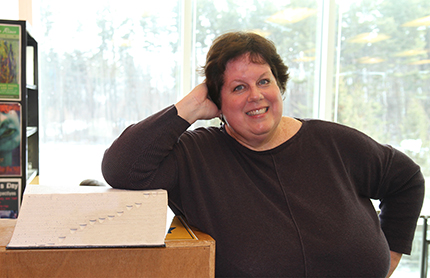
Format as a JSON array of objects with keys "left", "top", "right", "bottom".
[
  {"left": 0, "top": 24, "right": 21, "bottom": 100},
  {"left": 165, "top": 216, "right": 197, "bottom": 240},
  {"left": 0, "top": 102, "right": 21, "bottom": 176}
]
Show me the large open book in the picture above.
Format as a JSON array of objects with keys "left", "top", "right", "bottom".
[{"left": 7, "top": 185, "right": 173, "bottom": 249}]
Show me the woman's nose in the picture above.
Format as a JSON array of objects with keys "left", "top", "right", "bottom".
[{"left": 247, "top": 88, "right": 264, "bottom": 102}]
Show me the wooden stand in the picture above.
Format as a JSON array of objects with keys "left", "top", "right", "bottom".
[{"left": 0, "top": 217, "right": 215, "bottom": 278}]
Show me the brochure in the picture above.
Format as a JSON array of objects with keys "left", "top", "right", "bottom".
[
  {"left": 0, "top": 102, "right": 21, "bottom": 176},
  {"left": 0, "top": 24, "right": 21, "bottom": 100},
  {"left": 0, "top": 178, "right": 21, "bottom": 219}
]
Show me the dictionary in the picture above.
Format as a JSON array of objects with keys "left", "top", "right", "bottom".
[{"left": 7, "top": 184, "right": 172, "bottom": 249}]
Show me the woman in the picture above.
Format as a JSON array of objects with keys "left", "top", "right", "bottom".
[{"left": 102, "top": 32, "right": 424, "bottom": 277}]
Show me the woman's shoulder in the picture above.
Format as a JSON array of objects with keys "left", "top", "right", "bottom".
[
  {"left": 179, "top": 125, "right": 226, "bottom": 143},
  {"left": 299, "top": 118, "right": 370, "bottom": 137},
  {"left": 295, "top": 118, "right": 386, "bottom": 154}
]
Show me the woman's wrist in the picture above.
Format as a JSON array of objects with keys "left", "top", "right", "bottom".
[{"left": 175, "top": 98, "right": 199, "bottom": 124}]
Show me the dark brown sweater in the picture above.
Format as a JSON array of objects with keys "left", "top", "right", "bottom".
[{"left": 102, "top": 105, "right": 424, "bottom": 277}]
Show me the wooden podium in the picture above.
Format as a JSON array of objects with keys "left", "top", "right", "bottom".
[{"left": 0, "top": 216, "right": 215, "bottom": 278}]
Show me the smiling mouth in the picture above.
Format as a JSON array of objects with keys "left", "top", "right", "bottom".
[{"left": 246, "top": 107, "right": 268, "bottom": 116}]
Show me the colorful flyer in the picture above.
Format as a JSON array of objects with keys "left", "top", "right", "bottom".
[
  {"left": 0, "top": 103, "right": 21, "bottom": 176},
  {"left": 0, "top": 178, "right": 21, "bottom": 219},
  {"left": 0, "top": 24, "right": 21, "bottom": 100}
]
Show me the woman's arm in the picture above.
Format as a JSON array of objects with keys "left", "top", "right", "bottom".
[
  {"left": 102, "top": 83, "right": 220, "bottom": 190},
  {"left": 377, "top": 148, "right": 424, "bottom": 255},
  {"left": 101, "top": 105, "right": 189, "bottom": 189}
]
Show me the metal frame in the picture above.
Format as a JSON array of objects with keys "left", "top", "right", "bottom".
[{"left": 421, "top": 216, "right": 429, "bottom": 278}]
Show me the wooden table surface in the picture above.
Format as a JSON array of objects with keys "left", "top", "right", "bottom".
[{"left": 0, "top": 218, "right": 215, "bottom": 278}]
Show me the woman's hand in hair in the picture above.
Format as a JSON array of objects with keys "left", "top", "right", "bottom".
[{"left": 176, "top": 83, "right": 221, "bottom": 124}]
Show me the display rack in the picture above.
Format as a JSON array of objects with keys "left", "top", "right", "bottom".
[{"left": 0, "top": 19, "right": 39, "bottom": 218}]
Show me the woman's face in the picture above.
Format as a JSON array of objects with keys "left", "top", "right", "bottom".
[{"left": 220, "top": 53, "right": 283, "bottom": 149}]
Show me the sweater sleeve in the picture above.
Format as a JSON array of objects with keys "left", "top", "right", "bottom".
[
  {"left": 377, "top": 147, "right": 425, "bottom": 254},
  {"left": 101, "top": 105, "right": 191, "bottom": 190}
]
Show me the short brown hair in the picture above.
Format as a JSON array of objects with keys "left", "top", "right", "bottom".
[{"left": 201, "top": 31, "right": 289, "bottom": 109}]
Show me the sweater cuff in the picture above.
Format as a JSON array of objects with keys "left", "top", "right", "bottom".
[{"left": 171, "top": 104, "right": 193, "bottom": 128}]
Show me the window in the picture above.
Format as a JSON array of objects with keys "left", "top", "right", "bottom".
[{"left": 36, "top": 0, "right": 183, "bottom": 184}]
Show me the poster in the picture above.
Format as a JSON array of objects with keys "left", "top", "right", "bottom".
[
  {"left": 0, "top": 24, "right": 21, "bottom": 100},
  {"left": 0, "top": 178, "right": 21, "bottom": 219},
  {"left": 0, "top": 103, "right": 21, "bottom": 176}
]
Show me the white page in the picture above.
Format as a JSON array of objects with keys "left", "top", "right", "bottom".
[{"left": 7, "top": 185, "right": 169, "bottom": 248}]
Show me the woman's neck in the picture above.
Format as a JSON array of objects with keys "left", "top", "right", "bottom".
[{"left": 227, "top": 117, "right": 302, "bottom": 151}]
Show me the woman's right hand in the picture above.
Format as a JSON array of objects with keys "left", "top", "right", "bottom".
[{"left": 175, "top": 83, "right": 221, "bottom": 124}]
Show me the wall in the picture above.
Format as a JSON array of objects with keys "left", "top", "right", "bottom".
[{"left": 0, "top": 0, "right": 32, "bottom": 25}]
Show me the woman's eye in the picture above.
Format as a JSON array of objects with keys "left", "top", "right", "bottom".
[
  {"left": 259, "top": 79, "right": 270, "bottom": 85},
  {"left": 234, "top": 85, "right": 245, "bottom": 91}
]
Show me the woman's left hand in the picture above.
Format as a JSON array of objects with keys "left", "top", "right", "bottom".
[{"left": 386, "top": 251, "right": 402, "bottom": 277}]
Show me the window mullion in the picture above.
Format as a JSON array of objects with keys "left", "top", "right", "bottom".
[
  {"left": 314, "top": 0, "right": 337, "bottom": 121},
  {"left": 181, "top": 0, "right": 194, "bottom": 98}
]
